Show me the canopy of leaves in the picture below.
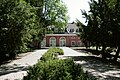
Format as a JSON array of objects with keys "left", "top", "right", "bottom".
[
  {"left": 0, "top": 0, "right": 39, "bottom": 61},
  {"left": 25, "top": 0, "right": 69, "bottom": 47},
  {"left": 0, "top": 0, "right": 69, "bottom": 62},
  {"left": 26, "top": 0, "right": 68, "bottom": 29},
  {"left": 80, "top": 0, "right": 120, "bottom": 60}
]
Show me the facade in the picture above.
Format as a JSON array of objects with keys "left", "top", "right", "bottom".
[
  {"left": 43, "top": 34, "right": 83, "bottom": 47},
  {"left": 40, "top": 23, "right": 84, "bottom": 47}
]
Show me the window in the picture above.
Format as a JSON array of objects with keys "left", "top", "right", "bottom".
[
  {"left": 71, "top": 41, "right": 76, "bottom": 46},
  {"left": 59, "top": 37, "right": 66, "bottom": 47},
  {"left": 49, "top": 37, "right": 56, "bottom": 47},
  {"left": 70, "top": 29, "right": 74, "bottom": 32},
  {"left": 78, "top": 41, "right": 82, "bottom": 46},
  {"left": 76, "top": 29, "right": 79, "bottom": 32}
]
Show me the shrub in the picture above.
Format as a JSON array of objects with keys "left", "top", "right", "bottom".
[
  {"left": 24, "top": 48, "right": 96, "bottom": 80},
  {"left": 41, "top": 52, "right": 58, "bottom": 61},
  {"left": 47, "top": 47, "right": 64, "bottom": 55},
  {"left": 24, "top": 58, "right": 96, "bottom": 80},
  {"left": 55, "top": 48, "right": 64, "bottom": 55},
  {"left": 41, "top": 47, "right": 64, "bottom": 61}
]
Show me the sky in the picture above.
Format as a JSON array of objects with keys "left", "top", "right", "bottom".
[{"left": 62, "top": 0, "right": 90, "bottom": 24}]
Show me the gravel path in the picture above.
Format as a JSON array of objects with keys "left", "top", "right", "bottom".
[{"left": 0, "top": 49, "right": 48, "bottom": 80}]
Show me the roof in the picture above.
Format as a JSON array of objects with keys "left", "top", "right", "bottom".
[
  {"left": 45, "top": 34, "right": 77, "bottom": 36},
  {"left": 67, "top": 23, "right": 79, "bottom": 29}
]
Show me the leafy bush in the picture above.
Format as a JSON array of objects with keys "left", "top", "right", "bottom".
[
  {"left": 41, "top": 52, "right": 58, "bottom": 61},
  {"left": 41, "top": 47, "right": 64, "bottom": 61},
  {"left": 24, "top": 48, "right": 96, "bottom": 80},
  {"left": 24, "top": 60, "right": 71, "bottom": 80},
  {"left": 24, "top": 58, "right": 96, "bottom": 80},
  {"left": 48, "top": 47, "right": 64, "bottom": 55},
  {"left": 55, "top": 48, "right": 64, "bottom": 55}
]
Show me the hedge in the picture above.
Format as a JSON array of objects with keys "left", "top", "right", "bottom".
[
  {"left": 41, "top": 47, "right": 64, "bottom": 61},
  {"left": 24, "top": 48, "right": 96, "bottom": 80}
]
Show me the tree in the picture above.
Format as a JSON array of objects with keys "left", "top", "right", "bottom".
[
  {"left": 80, "top": 1, "right": 102, "bottom": 50},
  {"left": 111, "top": 0, "right": 120, "bottom": 61},
  {"left": 80, "top": 0, "right": 117, "bottom": 59},
  {"left": 0, "top": 0, "right": 38, "bottom": 61},
  {"left": 76, "top": 19, "right": 90, "bottom": 48},
  {"left": 26, "top": 0, "right": 69, "bottom": 48},
  {"left": 80, "top": 0, "right": 120, "bottom": 61}
]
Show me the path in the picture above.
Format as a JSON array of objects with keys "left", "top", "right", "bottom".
[
  {"left": 60, "top": 47, "right": 120, "bottom": 80},
  {"left": 0, "top": 47, "right": 120, "bottom": 80},
  {"left": 0, "top": 49, "right": 48, "bottom": 80}
]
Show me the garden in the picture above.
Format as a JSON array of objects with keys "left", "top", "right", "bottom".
[{"left": 23, "top": 47, "right": 96, "bottom": 80}]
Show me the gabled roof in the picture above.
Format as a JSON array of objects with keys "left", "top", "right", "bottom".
[{"left": 67, "top": 22, "right": 79, "bottom": 29}]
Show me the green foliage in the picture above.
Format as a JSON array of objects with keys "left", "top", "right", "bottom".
[
  {"left": 41, "top": 47, "right": 64, "bottom": 61},
  {"left": 24, "top": 58, "right": 94, "bottom": 80},
  {"left": 0, "top": 0, "right": 39, "bottom": 61},
  {"left": 56, "top": 48, "right": 64, "bottom": 55},
  {"left": 0, "top": 0, "right": 68, "bottom": 62},
  {"left": 80, "top": 0, "right": 120, "bottom": 60},
  {"left": 26, "top": 0, "right": 69, "bottom": 42},
  {"left": 24, "top": 48, "right": 96, "bottom": 80},
  {"left": 48, "top": 47, "right": 64, "bottom": 55}
]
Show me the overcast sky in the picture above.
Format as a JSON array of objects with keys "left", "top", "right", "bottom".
[{"left": 63, "top": 0, "right": 90, "bottom": 24}]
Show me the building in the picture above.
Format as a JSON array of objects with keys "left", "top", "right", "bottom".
[
  {"left": 40, "top": 23, "right": 84, "bottom": 47},
  {"left": 66, "top": 23, "right": 80, "bottom": 34}
]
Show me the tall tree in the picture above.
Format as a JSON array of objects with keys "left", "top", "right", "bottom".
[
  {"left": 81, "top": 0, "right": 116, "bottom": 59},
  {"left": 111, "top": 0, "right": 120, "bottom": 61},
  {"left": 0, "top": 0, "right": 38, "bottom": 61},
  {"left": 26, "top": 0, "right": 69, "bottom": 48}
]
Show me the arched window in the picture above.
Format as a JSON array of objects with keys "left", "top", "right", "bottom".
[
  {"left": 49, "top": 37, "right": 56, "bottom": 47},
  {"left": 59, "top": 37, "right": 66, "bottom": 47}
]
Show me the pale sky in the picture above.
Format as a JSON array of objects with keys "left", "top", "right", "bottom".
[{"left": 63, "top": 0, "right": 90, "bottom": 24}]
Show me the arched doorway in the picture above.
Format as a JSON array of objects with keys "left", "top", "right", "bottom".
[
  {"left": 59, "top": 37, "right": 66, "bottom": 47},
  {"left": 49, "top": 37, "right": 56, "bottom": 47}
]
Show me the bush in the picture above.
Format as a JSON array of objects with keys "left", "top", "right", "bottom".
[
  {"left": 41, "top": 52, "right": 58, "bottom": 61},
  {"left": 24, "top": 48, "right": 96, "bottom": 80},
  {"left": 55, "top": 48, "right": 64, "bottom": 55},
  {"left": 48, "top": 47, "right": 64, "bottom": 55},
  {"left": 41, "top": 47, "right": 64, "bottom": 61},
  {"left": 24, "top": 58, "right": 94, "bottom": 80}
]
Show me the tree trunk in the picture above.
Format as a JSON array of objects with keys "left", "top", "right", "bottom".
[
  {"left": 88, "top": 41, "right": 91, "bottom": 49},
  {"left": 96, "top": 45, "right": 98, "bottom": 51},
  {"left": 101, "top": 44, "right": 106, "bottom": 59},
  {"left": 114, "top": 46, "right": 120, "bottom": 61},
  {"left": 37, "top": 42, "right": 41, "bottom": 49}
]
